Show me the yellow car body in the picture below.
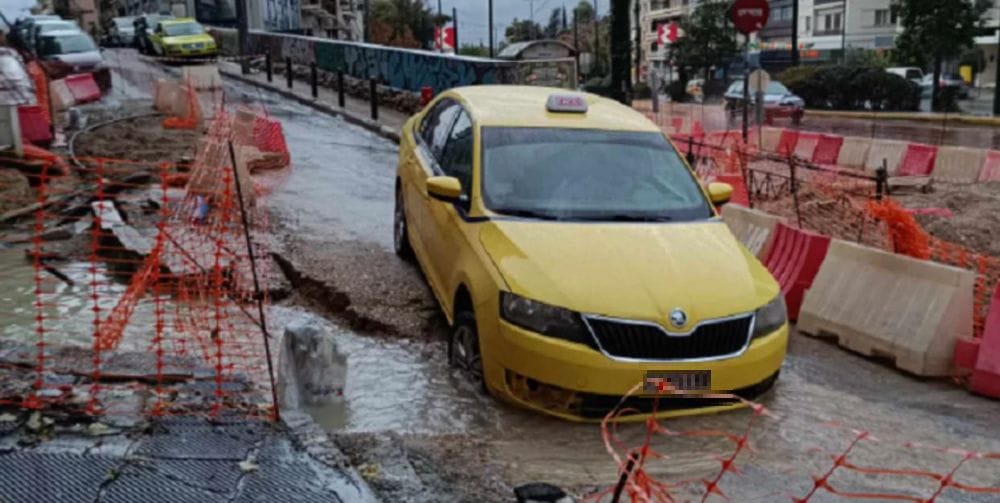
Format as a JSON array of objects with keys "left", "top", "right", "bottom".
[
  {"left": 150, "top": 19, "right": 216, "bottom": 57},
  {"left": 394, "top": 85, "right": 788, "bottom": 422}
]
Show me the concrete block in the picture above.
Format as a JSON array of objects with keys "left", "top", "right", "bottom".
[
  {"left": 837, "top": 136, "right": 871, "bottom": 169},
  {"left": 933, "top": 146, "right": 986, "bottom": 184},
  {"left": 181, "top": 65, "right": 223, "bottom": 91},
  {"left": 793, "top": 132, "right": 820, "bottom": 161},
  {"left": 761, "top": 127, "right": 782, "bottom": 153},
  {"left": 864, "top": 139, "right": 908, "bottom": 175},
  {"left": 721, "top": 204, "right": 786, "bottom": 259},
  {"left": 798, "top": 240, "right": 975, "bottom": 376},
  {"left": 49, "top": 78, "right": 75, "bottom": 111},
  {"left": 153, "top": 79, "right": 180, "bottom": 113},
  {"left": 977, "top": 150, "right": 1000, "bottom": 183}
]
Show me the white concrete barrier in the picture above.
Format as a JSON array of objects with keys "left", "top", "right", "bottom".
[
  {"left": 864, "top": 139, "right": 908, "bottom": 175},
  {"left": 836, "top": 137, "right": 871, "bottom": 169},
  {"left": 49, "top": 78, "right": 75, "bottom": 111},
  {"left": 798, "top": 240, "right": 975, "bottom": 376},
  {"left": 721, "top": 204, "right": 785, "bottom": 259},
  {"left": 182, "top": 65, "right": 223, "bottom": 91},
  {"left": 932, "top": 146, "right": 986, "bottom": 184},
  {"left": 761, "top": 127, "right": 783, "bottom": 153},
  {"left": 153, "top": 79, "right": 180, "bottom": 113}
]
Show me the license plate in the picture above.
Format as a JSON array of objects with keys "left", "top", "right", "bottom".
[{"left": 643, "top": 370, "right": 711, "bottom": 395}]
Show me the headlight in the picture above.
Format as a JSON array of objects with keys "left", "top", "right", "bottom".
[
  {"left": 752, "top": 295, "right": 787, "bottom": 339},
  {"left": 500, "top": 292, "right": 593, "bottom": 346}
]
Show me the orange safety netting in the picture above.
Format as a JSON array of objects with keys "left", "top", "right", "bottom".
[{"left": 591, "top": 386, "right": 1000, "bottom": 502}]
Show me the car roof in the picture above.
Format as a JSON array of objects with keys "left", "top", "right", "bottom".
[
  {"left": 444, "top": 86, "right": 660, "bottom": 132},
  {"left": 40, "top": 29, "right": 87, "bottom": 38},
  {"left": 35, "top": 19, "right": 76, "bottom": 25}
]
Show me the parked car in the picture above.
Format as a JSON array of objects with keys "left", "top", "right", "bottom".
[
  {"left": 30, "top": 19, "right": 81, "bottom": 52},
  {"left": 107, "top": 16, "right": 136, "bottom": 47},
  {"left": 148, "top": 18, "right": 217, "bottom": 58},
  {"left": 920, "top": 73, "right": 970, "bottom": 100},
  {"left": 133, "top": 13, "right": 174, "bottom": 54},
  {"left": 724, "top": 80, "right": 805, "bottom": 124},
  {"left": 35, "top": 30, "right": 103, "bottom": 79},
  {"left": 393, "top": 86, "right": 788, "bottom": 421},
  {"left": 886, "top": 66, "right": 924, "bottom": 85},
  {"left": 8, "top": 14, "right": 61, "bottom": 52}
]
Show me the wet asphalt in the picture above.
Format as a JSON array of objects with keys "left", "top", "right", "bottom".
[{"left": 23, "top": 50, "right": 1000, "bottom": 501}]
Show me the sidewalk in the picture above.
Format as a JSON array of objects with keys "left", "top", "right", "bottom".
[{"left": 217, "top": 61, "right": 408, "bottom": 143}]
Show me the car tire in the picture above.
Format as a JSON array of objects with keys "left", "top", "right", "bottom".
[
  {"left": 449, "top": 310, "right": 486, "bottom": 392},
  {"left": 393, "top": 186, "right": 414, "bottom": 260}
]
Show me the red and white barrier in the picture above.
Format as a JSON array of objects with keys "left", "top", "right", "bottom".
[
  {"left": 970, "top": 282, "right": 1000, "bottom": 398},
  {"left": 763, "top": 223, "right": 832, "bottom": 321},
  {"left": 897, "top": 143, "right": 938, "bottom": 177}
]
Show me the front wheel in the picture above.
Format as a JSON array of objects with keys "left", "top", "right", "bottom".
[
  {"left": 393, "top": 186, "right": 414, "bottom": 260},
  {"left": 449, "top": 311, "right": 485, "bottom": 391}
]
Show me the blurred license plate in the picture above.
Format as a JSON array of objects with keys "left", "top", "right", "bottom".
[{"left": 643, "top": 370, "right": 711, "bottom": 394}]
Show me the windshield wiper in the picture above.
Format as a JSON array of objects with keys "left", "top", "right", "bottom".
[
  {"left": 492, "top": 208, "right": 561, "bottom": 220},
  {"left": 570, "top": 214, "right": 674, "bottom": 222}
]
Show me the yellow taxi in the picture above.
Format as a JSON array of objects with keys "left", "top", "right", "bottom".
[
  {"left": 149, "top": 18, "right": 217, "bottom": 58},
  {"left": 394, "top": 86, "right": 788, "bottom": 421}
]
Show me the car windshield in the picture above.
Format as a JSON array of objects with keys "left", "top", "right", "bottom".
[
  {"left": 481, "top": 127, "right": 713, "bottom": 222},
  {"left": 37, "top": 34, "right": 96, "bottom": 55},
  {"left": 766, "top": 82, "right": 790, "bottom": 94},
  {"left": 163, "top": 22, "right": 204, "bottom": 36},
  {"left": 114, "top": 18, "right": 134, "bottom": 28},
  {"left": 38, "top": 22, "right": 77, "bottom": 33}
]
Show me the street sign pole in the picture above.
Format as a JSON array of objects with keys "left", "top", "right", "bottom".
[
  {"left": 742, "top": 36, "right": 750, "bottom": 143},
  {"left": 729, "top": 0, "right": 770, "bottom": 142}
]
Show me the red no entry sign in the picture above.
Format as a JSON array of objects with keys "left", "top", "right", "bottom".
[{"left": 730, "top": 0, "right": 770, "bottom": 35}]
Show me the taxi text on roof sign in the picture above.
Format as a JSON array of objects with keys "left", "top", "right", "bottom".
[{"left": 546, "top": 94, "right": 588, "bottom": 113}]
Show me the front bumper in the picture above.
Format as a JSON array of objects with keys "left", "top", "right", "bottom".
[
  {"left": 485, "top": 319, "right": 788, "bottom": 422},
  {"left": 164, "top": 45, "right": 218, "bottom": 58}
]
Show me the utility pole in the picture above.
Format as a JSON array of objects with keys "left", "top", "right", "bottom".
[
  {"left": 633, "top": 0, "right": 641, "bottom": 91},
  {"left": 488, "top": 0, "right": 495, "bottom": 57},
  {"left": 236, "top": 0, "right": 247, "bottom": 74},
  {"left": 363, "top": 0, "right": 371, "bottom": 42},
  {"left": 437, "top": 0, "right": 442, "bottom": 51},
  {"left": 573, "top": 8, "right": 580, "bottom": 77},
  {"left": 791, "top": 0, "right": 799, "bottom": 66},
  {"left": 994, "top": 14, "right": 1000, "bottom": 115},
  {"left": 593, "top": 0, "right": 600, "bottom": 75},
  {"left": 840, "top": 2, "right": 847, "bottom": 63},
  {"left": 453, "top": 6, "right": 458, "bottom": 51},
  {"left": 610, "top": 0, "right": 630, "bottom": 103}
]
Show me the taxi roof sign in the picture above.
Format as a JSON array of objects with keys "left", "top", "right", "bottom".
[{"left": 546, "top": 94, "right": 588, "bottom": 113}]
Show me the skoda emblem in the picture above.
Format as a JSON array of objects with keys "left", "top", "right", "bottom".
[{"left": 669, "top": 308, "right": 687, "bottom": 328}]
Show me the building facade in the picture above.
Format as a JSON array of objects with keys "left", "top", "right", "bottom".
[{"left": 636, "top": 0, "right": 698, "bottom": 85}]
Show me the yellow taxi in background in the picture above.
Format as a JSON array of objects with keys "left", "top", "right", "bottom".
[
  {"left": 149, "top": 18, "right": 216, "bottom": 58},
  {"left": 394, "top": 86, "right": 788, "bottom": 421}
]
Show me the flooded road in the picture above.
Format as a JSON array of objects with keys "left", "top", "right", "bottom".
[
  {"left": 1, "top": 52, "right": 997, "bottom": 501},
  {"left": 248, "top": 80, "right": 1000, "bottom": 500}
]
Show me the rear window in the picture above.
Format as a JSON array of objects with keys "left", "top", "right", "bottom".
[
  {"left": 906, "top": 69, "right": 922, "bottom": 80},
  {"left": 38, "top": 34, "right": 96, "bottom": 56},
  {"left": 38, "top": 22, "right": 76, "bottom": 34}
]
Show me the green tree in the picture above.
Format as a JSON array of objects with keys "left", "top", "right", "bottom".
[
  {"left": 545, "top": 7, "right": 565, "bottom": 38},
  {"left": 371, "top": 0, "right": 438, "bottom": 49},
  {"left": 458, "top": 44, "right": 490, "bottom": 57},
  {"left": 506, "top": 18, "right": 543, "bottom": 43},
  {"left": 894, "top": 0, "right": 990, "bottom": 110},
  {"left": 572, "top": 0, "right": 595, "bottom": 24},
  {"left": 671, "top": 0, "right": 739, "bottom": 82}
]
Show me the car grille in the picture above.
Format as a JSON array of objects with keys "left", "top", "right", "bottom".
[
  {"left": 585, "top": 314, "right": 754, "bottom": 361},
  {"left": 183, "top": 43, "right": 204, "bottom": 49}
]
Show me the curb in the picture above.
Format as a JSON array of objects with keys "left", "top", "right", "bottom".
[
  {"left": 806, "top": 109, "right": 1000, "bottom": 126},
  {"left": 218, "top": 68, "right": 402, "bottom": 144}
]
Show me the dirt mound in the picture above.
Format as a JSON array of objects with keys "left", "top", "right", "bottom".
[
  {"left": 0, "top": 169, "right": 33, "bottom": 215},
  {"left": 897, "top": 181, "right": 1000, "bottom": 257}
]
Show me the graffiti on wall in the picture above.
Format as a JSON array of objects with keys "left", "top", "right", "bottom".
[{"left": 263, "top": 0, "right": 299, "bottom": 32}]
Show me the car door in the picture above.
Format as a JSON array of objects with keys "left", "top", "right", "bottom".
[
  {"left": 423, "top": 108, "right": 474, "bottom": 299},
  {"left": 404, "top": 98, "right": 461, "bottom": 293},
  {"left": 150, "top": 23, "right": 164, "bottom": 53}
]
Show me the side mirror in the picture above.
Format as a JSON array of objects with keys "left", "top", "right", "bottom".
[
  {"left": 707, "top": 182, "right": 733, "bottom": 205},
  {"left": 426, "top": 176, "right": 462, "bottom": 202}
]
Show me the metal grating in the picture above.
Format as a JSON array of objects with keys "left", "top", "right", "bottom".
[{"left": 0, "top": 452, "right": 117, "bottom": 501}]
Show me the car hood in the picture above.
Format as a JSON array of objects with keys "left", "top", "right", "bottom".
[
  {"left": 50, "top": 51, "right": 102, "bottom": 66},
  {"left": 480, "top": 219, "right": 778, "bottom": 325},
  {"left": 162, "top": 34, "right": 214, "bottom": 45}
]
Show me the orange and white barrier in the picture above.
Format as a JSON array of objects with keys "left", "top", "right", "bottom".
[{"left": 798, "top": 239, "right": 976, "bottom": 376}]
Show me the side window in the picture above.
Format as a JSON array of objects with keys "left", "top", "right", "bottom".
[
  {"left": 418, "top": 99, "right": 460, "bottom": 161},
  {"left": 439, "top": 110, "right": 473, "bottom": 196}
]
